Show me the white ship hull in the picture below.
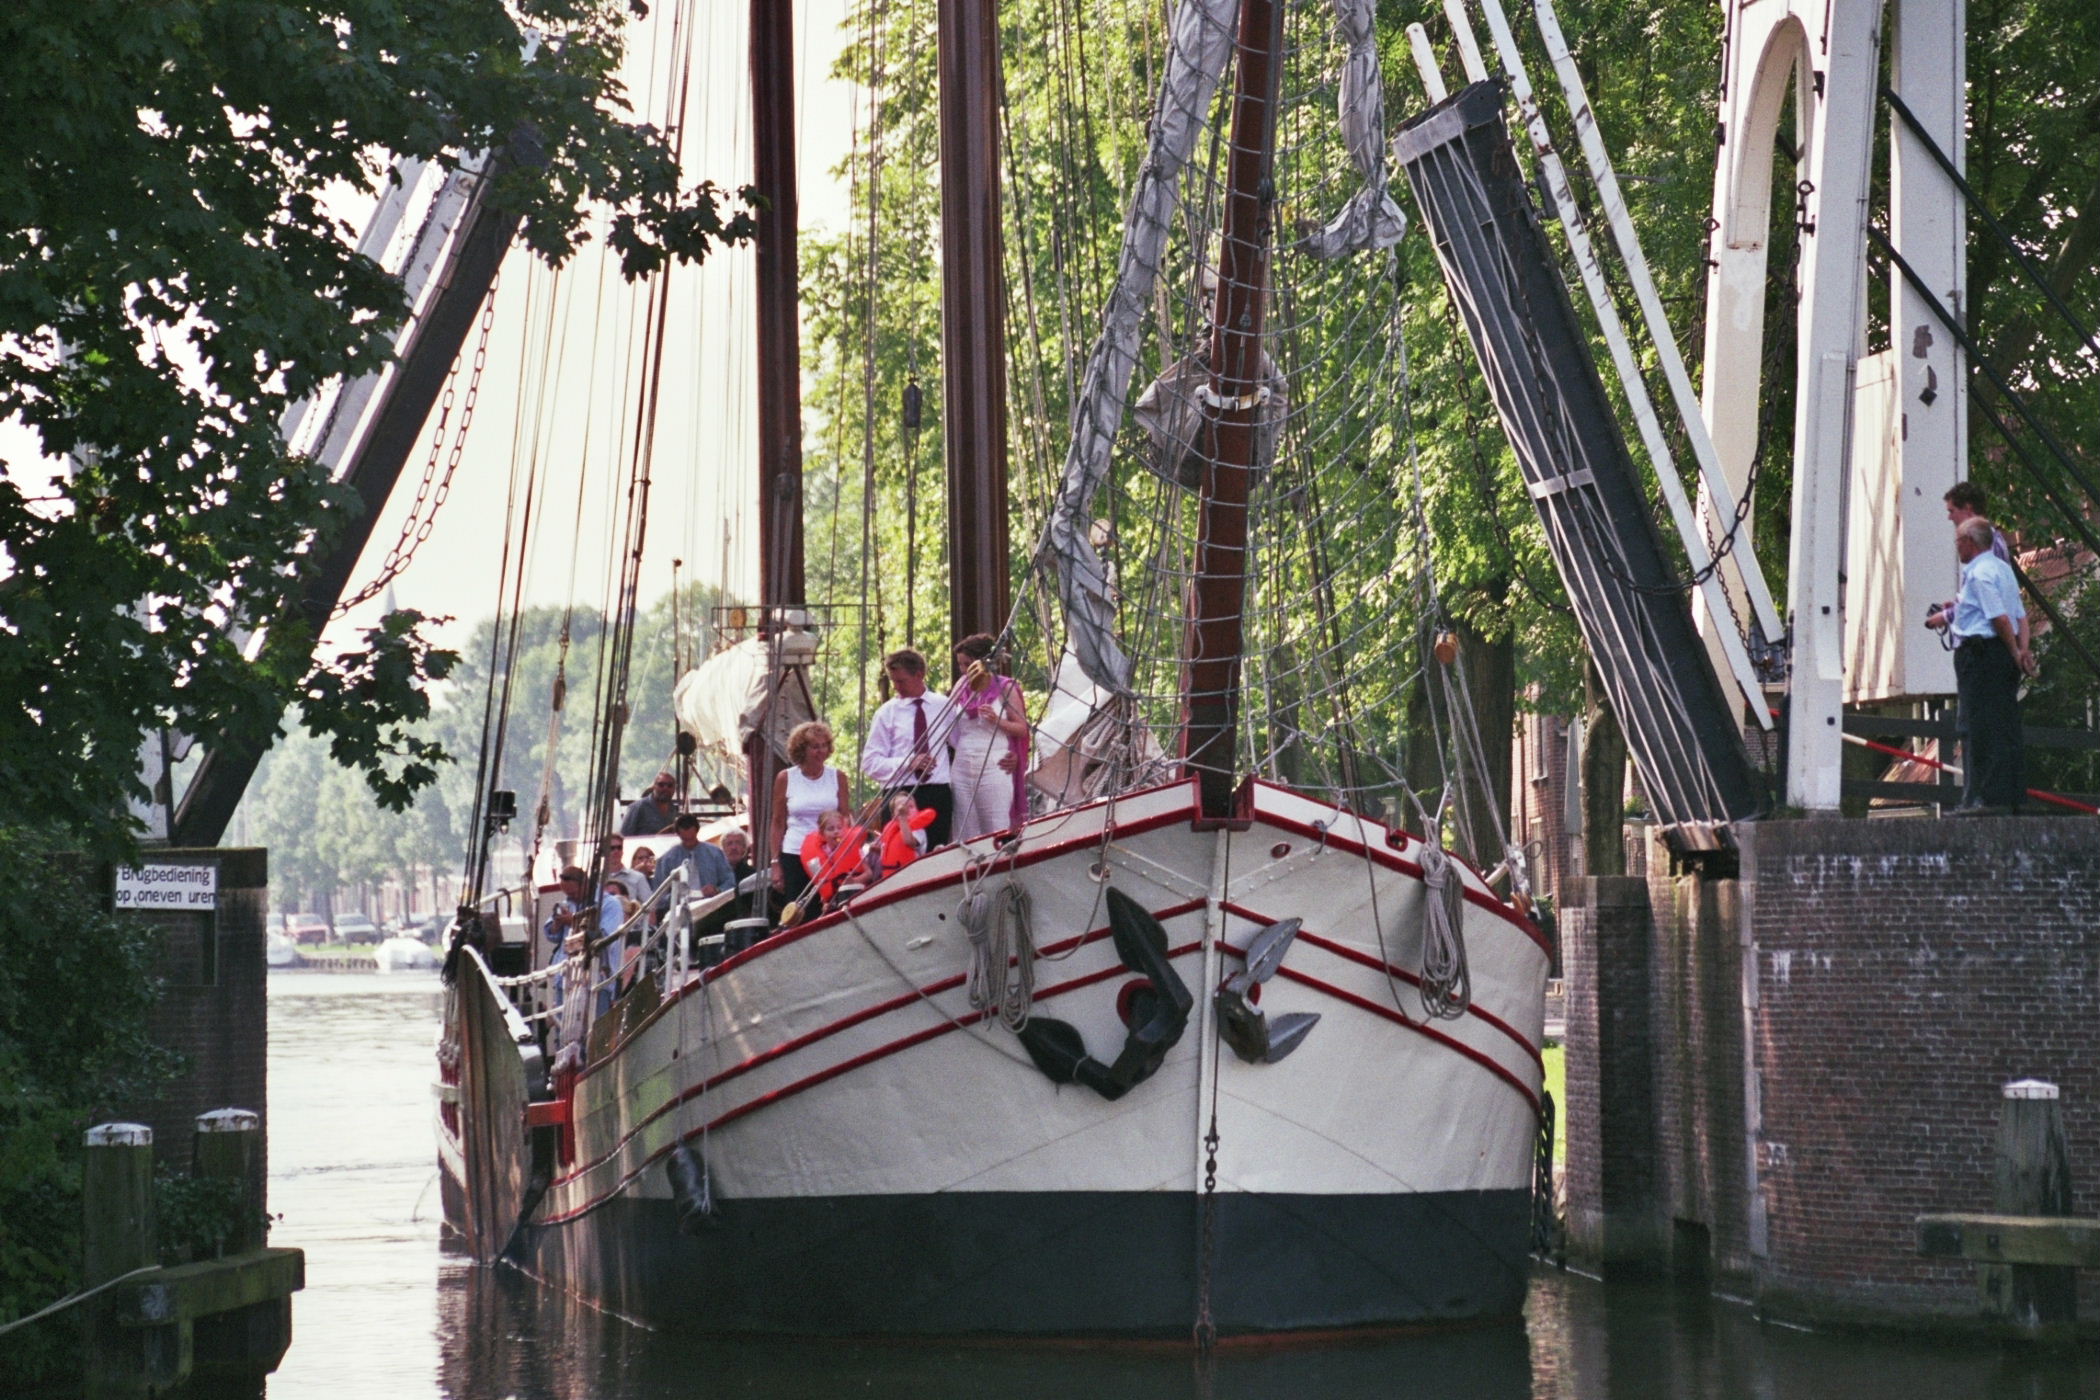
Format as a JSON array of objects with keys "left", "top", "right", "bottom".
[{"left": 440, "top": 778, "right": 1549, "bottom": 1336}]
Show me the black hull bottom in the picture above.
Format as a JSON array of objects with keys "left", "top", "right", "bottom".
[{"left": 514, "top": 1187, "right": 1531, "bottom": 1336}]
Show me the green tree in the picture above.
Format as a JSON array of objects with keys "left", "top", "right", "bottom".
[
  {"left": 0, "top": 0, "right": 755, "bottom": 855},
  {"left": 0, "top": 2, "right": 751, "bottom": 1375},
  {"left": 0, "top": 831, "right": 176, "bottom": 1386}
]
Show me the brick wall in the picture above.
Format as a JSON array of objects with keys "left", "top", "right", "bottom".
[
  {"left": 1562, "top": 816, "right": 2100, "bottom": 1327},
  {"left": 1561, "top": 874, "right": 1669, "bottom": 1269},
  {"left": 1512, "top": 711, "right": 1575, "bottom": 906},
  {"left": 108, "top": 847, "right": 269, "bottom": 1180},
  {"left": 1747, "top": 816, "right": 2100, "bottom": 1325},
  {"left": 1646, "top": 863, "right": 1752, "bottom": 1288}
]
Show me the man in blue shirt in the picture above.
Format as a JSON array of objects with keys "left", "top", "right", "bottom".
[
  {"left": 543, "top": 865, "right": 626, "bottom": 1017},
  {"left": 1928, "top": 516, "right": 2034, "bottom": 811},
  {"left": 654, "top": 814, "right": 735, "bottom": 898},
  {"left": 621, "top": 771, "right": 680, "bottom": 836}
]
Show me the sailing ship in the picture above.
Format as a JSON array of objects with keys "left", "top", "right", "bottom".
[{"left": 438, "top": 0, "right": 1549, "bottom": 1337}]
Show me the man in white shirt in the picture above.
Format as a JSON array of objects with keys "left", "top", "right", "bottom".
[
  {"left": 1935, "top": 481, "right": 2027, "bottom": 651},
  {"left": 860, "top": 648, "right": 954, "bottom": 847},
  {"left": 1928, "top": 516, "right": 2034, "bottom": 811}
]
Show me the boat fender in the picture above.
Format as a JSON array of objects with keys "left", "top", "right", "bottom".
[
  {"left": 1014, "top": 889, "right": 1194, "bottom": 1101},
  {"left": 1213, "top": 915, "right": 1319, "bottom": 1064},
  {"left": 666, "top": 1142, "right": 720, "bottom": 1233},
  {"left": 517, "top": 1036, "right": 549, "bottom": 1102}
]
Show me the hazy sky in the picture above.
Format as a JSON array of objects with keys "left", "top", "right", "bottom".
[{"left": 3, "top": 1, "right": 862, "bottom": 659}]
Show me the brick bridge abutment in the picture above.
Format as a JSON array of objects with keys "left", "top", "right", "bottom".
[{"left": 1560, "top": 816, "right": 2100, "bottom": 1328}]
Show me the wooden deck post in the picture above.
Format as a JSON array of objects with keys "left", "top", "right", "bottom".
[
  {"left": 1987, "top": 1079, "right": 2075, "bottom": 1338},
  {"left": 82, "top": 1122, "right": 184, "bottom": 1394}
]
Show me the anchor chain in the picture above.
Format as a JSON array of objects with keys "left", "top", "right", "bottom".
[
  {"left": 1194, "top": 1113, "right": 1221, "bottom": 1351},
  {"left": 1530, "top": 1090, "right": 1561, "bottom": 1264},
  {"left": 334, "top": 277, "right": 499, "bottom": 617}
]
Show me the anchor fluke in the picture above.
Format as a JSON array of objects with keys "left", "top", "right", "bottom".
[
  {"left": 1015, "top": 1016, "right": 1091, "bottom": 1086},
  {"left": 666, "top": 1142, "right": 721, "bottom": 1233},
  {"left": 1242, "top": 916, "right": 1302, "bottom": 983},
  {"left": 1214, "top": 917, "right": 1319, "bottom": 1064},
  {"left": 1263, "top": 1011, "right": 1320, "bottom": 1063}
]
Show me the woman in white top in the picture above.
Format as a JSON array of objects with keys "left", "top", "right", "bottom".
[
  {"left": 947, "top": 634, "right": 1030, "bottom": 843},
  {"left": 770, "top": 720, "right": 849, "bottom": 910}
]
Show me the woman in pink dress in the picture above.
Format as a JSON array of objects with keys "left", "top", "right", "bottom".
[{"left": 946, "top": 634, "right": 1029, "bottom": 842}]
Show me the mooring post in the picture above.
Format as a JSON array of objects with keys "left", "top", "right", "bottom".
[
  {"left": 1988, "top": 1079, "right": 2075, "bottom": 1339},
  {"left": 193, "top": 1108, "right": 264, "bottom": 1254},
  {"left": 82, "top": 1122, "right": 184, "bottom": 1394},
  {"left": 189, "top": 1106, "right": 294, "bottom": 1380}
]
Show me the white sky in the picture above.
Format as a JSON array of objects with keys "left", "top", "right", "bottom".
[{"left": 3, "top": 0, "right": 861, "bottom": 658}]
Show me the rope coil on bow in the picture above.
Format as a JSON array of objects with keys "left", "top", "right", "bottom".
[
  {"left": 1416, "top": 841, "right": 1472, "bottom": 1020},
  {"left": 961, "top": 877, "right": 1037, "bottom": 1032}
]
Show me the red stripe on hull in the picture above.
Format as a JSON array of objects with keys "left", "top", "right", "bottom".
[
  {"left": 543, "top": 935, "right": 1210, "bottom": 1213},
  {"left": 1265, "top": 966, "right": 1542, "bottom": 1115},
  {"left": 541, "top": 936, "right": 1539, "bottom": 1225},
  {"left": 1243, "top": 787, "right": 1547, "bottom": 953}
]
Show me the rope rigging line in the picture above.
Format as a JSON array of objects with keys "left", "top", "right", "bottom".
[{"left": 576, "top": 0, "right": 705, "bottom": 903}]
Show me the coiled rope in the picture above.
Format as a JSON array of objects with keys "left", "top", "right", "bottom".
[
  {"left": 1416, "top": 841, "right": 1472, "bottom": 1020},
  {"left": 961, "top": 879, "right": 1037, "bottom": 1032}
]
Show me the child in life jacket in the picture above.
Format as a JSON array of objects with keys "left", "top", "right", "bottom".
[
  {"left": 799, "top": 809, "right": 870, "bottom": 908},
  {"left": 877, "top": 792, "right": 938, "bottom": 878}
]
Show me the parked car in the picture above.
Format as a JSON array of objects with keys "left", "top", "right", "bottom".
[
  {"left": 334, "top": 915, "right": 382, "bottom": 946},
  {"left": 287, "top": 916, "right": 330, "bottom": 947}
]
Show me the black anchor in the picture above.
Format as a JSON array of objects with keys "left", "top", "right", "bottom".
[{"left": 1015, "top": 888, "right": 1195, "bottom": 1101}]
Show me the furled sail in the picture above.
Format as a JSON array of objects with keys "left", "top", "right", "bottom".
[
  {"left": 673, "top": 634, "right": 818, "bottom": 768},
  {"left": 1046, "top": 0, "right": 1403, "bottom": 695},
  {"left": 1300, "top": 0, "right": 1407, "bottom": 260},
  {"left": 1045, "top": 0, "right": 1240, "bottom": 697}
]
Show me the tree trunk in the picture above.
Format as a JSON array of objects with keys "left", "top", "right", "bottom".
[
  {"left": 1582, "top": 660, "right": 1628, "bottom": 878},
  {"left": 1454, "top": 619, "right": 1516, "bottom": 871},
  {"left": 1402, "top": 666, "right": 1446, "bottom": 840}
]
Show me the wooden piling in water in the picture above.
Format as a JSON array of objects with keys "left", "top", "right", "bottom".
[
  {"left": 189, "top": 1107, "right": 294, "bottom": 1378},
  {"left": 1987, "top": 1079, "right": 2075, "bottom": 1340},
  {"left": 80, "top": 1110, "right": 302, "bottom": 1393},
  {"left": 81, "top": 1122, "right": 183, "bottom": 1395}
]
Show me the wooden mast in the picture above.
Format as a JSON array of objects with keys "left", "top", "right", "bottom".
[
  {"left": 751, "top": 0, "right": 806, "bottom": 613},
  {"left": 937, "top": 0, "right": 1012, "bottom": 648},
  {"left": 749, "top": 0, "right": 805, "bottom": 865},
  {"left": 1183, "top": 0, "right": 1282, "bottom": 822}
]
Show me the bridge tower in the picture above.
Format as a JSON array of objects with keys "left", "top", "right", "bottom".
[{"left": 1702, "top": 0, "right": 1966, "bottom": 811}]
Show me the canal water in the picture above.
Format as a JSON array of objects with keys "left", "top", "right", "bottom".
[{"left": 265, "top": 975, "right": 2098, "bottom": 1399}]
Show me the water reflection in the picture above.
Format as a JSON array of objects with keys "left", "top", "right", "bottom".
[
  {"left": 437, "top": 1258, "right": 1530, "bottom": 1400},
  {"left": 267, "top": 975, "right": 2099, "bottom": 1400}
]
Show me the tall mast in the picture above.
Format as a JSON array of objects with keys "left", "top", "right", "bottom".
[
  {"left": 937, "top": 0, "right": 1012, "bottom": 647},
  {"left": 1183, "top": 0, "right": 1282, "bottom": 822},
  {"left": 749, "top": 1, "right": 805, "bottom": 867},
  {"left": 752, "top": 0, "right": 806, "bottom": 612}
]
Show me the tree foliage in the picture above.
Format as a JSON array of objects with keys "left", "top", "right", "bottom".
[
  {"left": 0, "top": 829, "right": 175, "bottom": 1385},
  {"left": 0, "top": 1, "right": 751, "bottom": 1373},
  {"left": 0, "top": 0, "right": 754, "bottom": 856}
]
